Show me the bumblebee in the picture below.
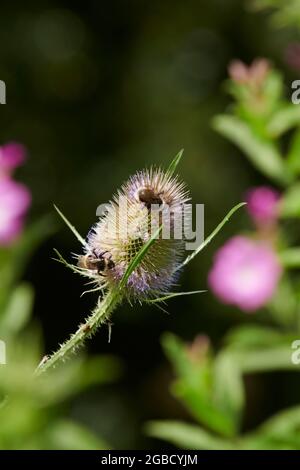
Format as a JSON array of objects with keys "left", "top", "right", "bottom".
[
  {"left": 78, "top": 249, "right": 115, "bottom": 276},
  {"left": 137, "top": 188, "right": 163, "bottom": 210}
]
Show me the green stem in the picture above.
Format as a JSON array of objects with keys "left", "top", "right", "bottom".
[{"left": 35, "top": 288, "right": 122, "bottom": 375}]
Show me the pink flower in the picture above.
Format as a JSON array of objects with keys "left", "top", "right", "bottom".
[
  {"left": 246, "top": 186, "right": 280, "bottom": 227},
  {"left": 208, "top": 236, "right": 282, "bottom": 312},
  {"left": 228, "top": 59, "right": 270, "bottom": 86},
  {"left": 0, "top": 142, "right": 27, "bottom": 177},
  {"left": 0, "top": 179, "right": 31, "bottom": 245}
]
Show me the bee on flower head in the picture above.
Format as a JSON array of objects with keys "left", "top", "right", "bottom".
[
  {"left": 125, "top": 167, "right": 189, "bottom": 211},
  {"left": 77, "top": 249, "right": 115, "bottom": 276}
]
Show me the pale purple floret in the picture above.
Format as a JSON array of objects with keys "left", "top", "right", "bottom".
[
  {"left": 246, "top": 186, "right": 280, "bottom": 227},
  {"left": 110, "top": 262, "right": 181, "bottom": 298},
  {"left": 208, "top": 236, "right": 282, "bottom": 312}
]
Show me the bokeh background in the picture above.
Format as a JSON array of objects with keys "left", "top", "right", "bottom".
[{"left": 1, "top": 0, "right": 300, "bottom": 449}]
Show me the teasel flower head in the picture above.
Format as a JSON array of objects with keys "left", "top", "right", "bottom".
[{"left": 80, "top": 168, "right": 190, "bottom": 301}]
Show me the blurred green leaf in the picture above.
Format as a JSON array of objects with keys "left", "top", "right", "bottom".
[
  {"left": 46, "top": 420, "right": 109, "bottom": 450},
  {"left": 225, "top": 324, "right": 283, "bottom": 349},
  {"left": 268, "top": 275, "right": 297, "bottom": 326},
  {"left": 37, "top": 354, "right": 122, "bottom": 404},
  {"left": 171, "top": 381, "right": 235, "bottom": 437},
  {"left": 253, "top": 0, "right": 300, "bottom": 29},
  {"left": 232, "top": 346, "right": 295, "bottom": 373},
  {"left": 213, "top": 351, "right": 245, "bottom": 432},
  {"left": 258, "top": 406, "right": 300, "bottom": 437},
  {"left": 213, "top": 115, "right": 290, "bottom": 185},
  {"left": 280, "top": 183, "right": 300, "bottom": 217},
  {"left": 146, "top": 420, "right": 235, "bottom": 449},
  {"left": 240, "top": 434, "right": 298, "bottom": 450},
  {"left": 267, "top": 106, "right": 300, "bottom": 137},
  {"left": 162, "top": 333, "right": 237, "bottom": 436},
  {"left": 240, "top": 406, "right": 300, "bottom": 450},
  {"left": 224, "top": 325, "right": 297, "bottom": 372},
  {"left": 0, "top": 283, "right": 34, "bottom": 336},
  {"left": 287, "top": 129, "right": 300, "bottom": 175}
]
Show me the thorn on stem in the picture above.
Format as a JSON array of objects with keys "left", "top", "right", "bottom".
[
  {"left": 107, "top": 321, "right": 113, "bottom": 343},
  {"left": 38, "top": 355, "right": 49, "bottom": 368}
]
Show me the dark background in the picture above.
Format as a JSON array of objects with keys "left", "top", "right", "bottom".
[{"left": 1, "top": 0, "right": 299, "bottom": 448}]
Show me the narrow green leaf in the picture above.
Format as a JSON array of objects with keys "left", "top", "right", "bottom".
[
  {"left": 147, "top": 290, "right": 206, "bottom": 304},
  {"left": 267, "top": 105, "right": 300, "bottom": 137},
  {"left": 119, "top": 225, "right": 162, "bottom": 289},
  {"left": 54, "top": 205, "right": 86, "bottom": 246},
  {"left": 178, "top": 202, "right": 246, "bottom": 270},
  {"left": 166, "top": 149, "right": 184, "bottom": 176}
]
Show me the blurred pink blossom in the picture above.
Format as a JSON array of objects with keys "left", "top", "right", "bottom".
[
  {"left": 208, "top": 236, "right": 282, "bottom": 312},
  {"left": 246, "top": 186, "right": 280, "bottom": 227},
  {"left": 228, "top": 58, "right": 270, "bottom": 86},
  {"left": 0, "top": 143, "right": 31, "bottom": 245},
  {"left": 0, "top": 142, "right": 27, "bottom": 177}
]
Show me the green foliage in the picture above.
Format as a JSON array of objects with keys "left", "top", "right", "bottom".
[
  {"left": 0, "top": 336, "right": 120, "bottom": 449},
  {"left": 280, "top": 183, "right": 300, "bottom": 217},
  {"left": 212, "top": 64, "right": 300, "bottom": 186},
  {"left": 253, "top": 0, "right": 300, "bottom": 29},
  {"left": 0, "top": 216, "right": 55, "bottom": 314},
  {"left": 212, "top": 115, "right": 290, "bottom": 185},
  {"left": 161, "top": 333, "right": 240, "bottom": 436},
  {"left": 147, "top": 57, "right": 300, "bottom": 450},
  {"left": 0, "top": 216, "right": 121, "bottom": 449},
  {"left": 146, "top": 421, "right": 235, "bottom": 450},
  {"left": 147, "top": 329, "right": 300, "bottom": 449}
]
